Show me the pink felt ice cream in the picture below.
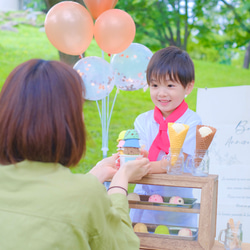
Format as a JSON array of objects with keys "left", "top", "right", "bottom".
[
  {"left": 178, "top": 228, "right": 192, "bottom": 236},
  {"left": 117, "top": 140, "right": 125, "bottom": 148},
  {"left": 148, "top": 194, "right": 164, "bottom": 203},
  {"left": 169, "top": 196, "right": 184, "bottom": 204}
]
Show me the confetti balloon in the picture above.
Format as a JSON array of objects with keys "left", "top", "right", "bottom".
[
  {"left": 74, "top": 57, "right": 115, "bottom": 101},
  {"left": 110, "top": 43, "right": 153, "bottom": 91}
]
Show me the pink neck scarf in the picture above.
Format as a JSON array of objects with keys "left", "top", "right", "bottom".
[{"left": 148, "top": 100, "right": 188, "bottom": 161}]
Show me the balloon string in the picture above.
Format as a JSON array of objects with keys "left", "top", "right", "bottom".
[
  {"left": 107, "top": 88, "right": 118, "bottom": 131},
  {"left": 96, "top": 100, "right": 102, "bottom": 121},
  {"left": 96, "top": 98, "right": 109, "bottom": 158},
  {"left": 102, "top": 96, "right": 108, "bottom": 158},
  {"left": 100, "top": 50, "right": 108, "bottom": 158},
  {"left": 107, "top": 53, "right": 114, "bottom": 127},
  {"left": 99, "top": 51, "right": 118, "bottom": 158},
  {"left": 107, "top": 93, "right": 110, "bottom": 122}
]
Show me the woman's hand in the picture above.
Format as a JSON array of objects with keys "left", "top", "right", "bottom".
[
  {"left": 120, "top": 157, "right": 150, "bottom": 182},
  {"left": 89, "top": 153, "right": 120, "bottom": 183},
  {"left": 107, "top": 157, "right": 150, "bottom": 196}
]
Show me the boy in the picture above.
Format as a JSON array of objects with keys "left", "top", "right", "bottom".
[{"left": 131, "top": 46, "right": 202, "bottom": 227}]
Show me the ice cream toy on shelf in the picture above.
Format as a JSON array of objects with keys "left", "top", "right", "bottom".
[
  {"left": 127, "top": 192, "right": 140, "bottom": 201},
  {"left": 154, "top": 225, "right": 170, "bottom": 235},
  {"left": 178, "top": 228, "right": 192, "bottom": 236},
  {"left": 133, "top": 223, "right": 148, "bottom": 233},
  {"left": 118, "top": 129, "right": 143, "bottom": 166},
  {"left": 169, "top": 196, "right": 184, "bottom": 205},
  {"left": 116, "top": 130, "right": 127, "bottom": 154},
  {"left": 148, "top": 194, "right": 164, "bottom": 203}
]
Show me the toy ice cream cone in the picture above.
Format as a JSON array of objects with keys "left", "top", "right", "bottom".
[
  {"left": 123, "top": 129, "right": 140, "bottom": 155},
  {"left": 116, "top": 130, "right": 127, "bottom": 154},
  {"left": 168, "top": 123, "right": 189, "bottom": 165},
  {"left": 195, "top": 125, "right": 217, "bottom": 167},
  {"left": 123, "top": 147, "right": 140, "bottom": 155},
  {"left": 117, "top": 140, "right": 125, "bottom": 154},
  {"left": 117, "top": 130, "right": 127, "bottom": 142},
  {"left": 118, "top": 129, "right": 142, "bottom": 166},
  {"left": 196, "top": 125, "right": 217, "bottom": 151}
]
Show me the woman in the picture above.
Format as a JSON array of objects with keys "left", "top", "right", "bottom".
[{"left": 0, "top": 59, "right": 150, "bottom": 249}]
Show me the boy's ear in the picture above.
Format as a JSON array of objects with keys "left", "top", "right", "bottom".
[{"left": 186, "top": 81, "right": 194, "bottom": 95}]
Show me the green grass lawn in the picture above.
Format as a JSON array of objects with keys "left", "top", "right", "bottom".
[{"left": 1, "top": 22, "right": 250, "bottom": 178}]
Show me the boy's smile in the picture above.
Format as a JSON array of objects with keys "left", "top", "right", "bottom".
[{"left": 149, "top": 76, "right": 194, "bottom": 118}]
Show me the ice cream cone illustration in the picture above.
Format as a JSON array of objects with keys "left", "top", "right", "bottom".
[{"left": 168, "top": 123, "right": 189, "bottom": 165}]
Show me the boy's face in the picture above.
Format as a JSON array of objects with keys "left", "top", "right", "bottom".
[{"left": 149, "top": 75, "right": 194, "bottom": 118}]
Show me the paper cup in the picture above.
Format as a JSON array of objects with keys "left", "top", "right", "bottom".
[{"left": 120, "top": 154, "right": 143, "bottom": 166}]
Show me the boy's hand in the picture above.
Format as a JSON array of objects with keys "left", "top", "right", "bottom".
[{"left": 140, "top": 148, "right": 148, "bottom": 158}]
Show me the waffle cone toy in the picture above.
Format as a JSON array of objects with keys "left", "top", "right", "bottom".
[
  {"left": 195, "top": 125, "right": 217, "bottom": 167},
  {"left": 168, "top": 123, "right": 189, "bottom": 165}
]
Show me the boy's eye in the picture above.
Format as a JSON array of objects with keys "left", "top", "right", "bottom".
[
  {"left": 167, "top": 84, "right": 175, "bottom": 88},
  {"left": 149, "top": 81, "right": 158, "bottom": 87},
  {"left": 150, "top": 83, "right": 158, "bottom": 88}
]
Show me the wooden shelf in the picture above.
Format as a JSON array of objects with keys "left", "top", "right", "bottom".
[
  {"left": 129, "top": 201, "right": 200, "bottom": 214},
  {"left": 129, "top": 173, "right": 218, "bottom": 250}
]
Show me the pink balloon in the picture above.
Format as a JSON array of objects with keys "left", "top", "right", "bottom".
[
  {"left": 83, "top": 0, "right": 118, "bottom": 20},
  {"left": 94, "top": 9, "right": 136, "bottom": 54},
  {"left": 45, "top": 1, "right": 94, "bottom": 55}
]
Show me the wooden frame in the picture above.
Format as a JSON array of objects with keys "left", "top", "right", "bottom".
[{"left": 129, "top": 173, "right": 218, "bottom": 250}]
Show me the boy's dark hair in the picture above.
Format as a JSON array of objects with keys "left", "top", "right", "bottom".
[
  {"left": 147, "top": 46, "right": 195, "bottom": 88},
  {"left": 0, "top": 59, "right": 86, "bottom": 167}
]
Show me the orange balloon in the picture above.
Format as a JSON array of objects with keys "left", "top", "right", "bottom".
[
  {"left": 83, "top": 0, "right": 118, "bottom": 20},
  {"left": 94, "top": 9, "right": 136, "bottom": 54},
  {"left": 111, "top": 0, "right": 118, "bottom": 8},
  {"left": 45, "top": 1, "right": 94, "bottom": 55}
]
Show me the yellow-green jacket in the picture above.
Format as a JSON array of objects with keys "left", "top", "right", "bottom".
[{"left": 0, "top": 161, "right": 139, "bottom": 250}]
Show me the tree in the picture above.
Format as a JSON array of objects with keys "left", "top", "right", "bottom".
[
  {"left": 117, "top": 0, "right": 250, "bottom": 68},
  {"left": 190, "top": 0, "right": 250, "bottom": 68},
  {"left": 116, "top": 0, "right": 211, "bottom": 51},
  {"left": 219, "top": 0, "right": 250, "bottom": 69}
]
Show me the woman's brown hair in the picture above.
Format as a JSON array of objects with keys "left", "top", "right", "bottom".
[{"left": 0, "top": 59, "right": 86, "bottom": 167}]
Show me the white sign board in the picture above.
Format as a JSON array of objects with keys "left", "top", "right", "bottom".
[{"left": 196, "top": 86, "right": 250, "bottom": 243}]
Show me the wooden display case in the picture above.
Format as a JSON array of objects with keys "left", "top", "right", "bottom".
[{"left": 129, "top": 173, "right": 218, "bottom": 250}]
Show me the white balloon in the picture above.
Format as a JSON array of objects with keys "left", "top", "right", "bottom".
[
  {"left": 111, "top": 43, "right": 153, "bottom": 91},
  {"left": 74, "top": 56, "right": 115, "bottom": 101}
]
